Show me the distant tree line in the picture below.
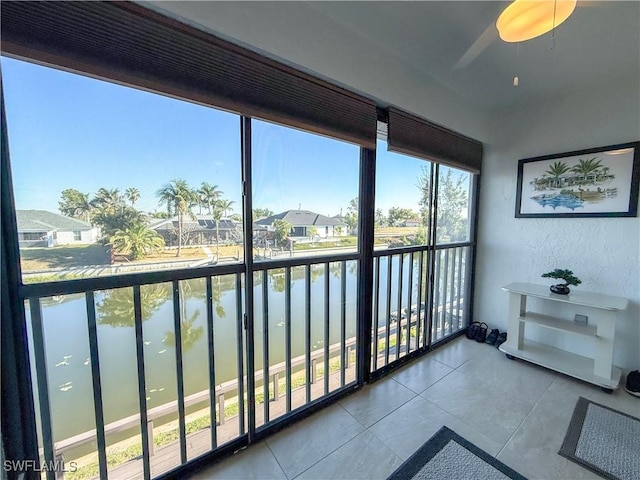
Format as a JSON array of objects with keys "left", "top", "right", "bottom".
[
  {"left": 58, "top": 179, "right": 238, "bottom": 259},
  {"left": 58, "top": 167, "right": 469, "bottom": 260},
  {"left": 343, "top": 166, "right": 469, "bottom": 243}
]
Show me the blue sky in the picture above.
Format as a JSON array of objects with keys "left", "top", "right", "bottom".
[{"left": 2, "top": 56, "right": 440, "bottom": 218}]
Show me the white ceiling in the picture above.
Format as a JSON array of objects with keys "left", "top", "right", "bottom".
[{"left": 144, "top": 1, "right": 639, "bottom": 128}]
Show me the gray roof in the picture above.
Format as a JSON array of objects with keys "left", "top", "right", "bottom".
[
  {"left": 150, "top": 215, "right": 237, "bottom": 231},
  {"left": 255, "top": 210, "right": 341, "bottom": 227},
  {"left": 16, "top": 210, "right": 93, "bottom": 232}
]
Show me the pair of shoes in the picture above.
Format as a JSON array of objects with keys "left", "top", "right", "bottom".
[
  {"left": 626, "top": 370, "right": 640, "bottom": 397},
  {"left": 494, "top": 332, "right": 507, "bottom": 348},
  {"left": 466, "top": 322, "right": 488, "bottom": 343},
  {"left": 485, "top": 329, "right": 500, "bottom": 345}
]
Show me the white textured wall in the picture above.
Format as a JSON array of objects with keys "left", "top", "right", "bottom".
[{"left": 475, "top": 74, "right": 640, "bottom": 371}]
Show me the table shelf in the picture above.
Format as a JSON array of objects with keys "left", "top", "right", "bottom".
[
  {"left": 501, "top": 283, "right": 628, "bottom": 391},
  {"left": 501, "top": 282, "right": 629, "bottom": 311},
  {"left": 499, "top": 342, "right": 621, "bottom": 389},
  {"left": 519, "top": 312, "right": 597, "bottom": 338}
]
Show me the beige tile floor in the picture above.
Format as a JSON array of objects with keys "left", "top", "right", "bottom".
[{"left": 186, "top": 337, "right": 640, "bottom": 480}]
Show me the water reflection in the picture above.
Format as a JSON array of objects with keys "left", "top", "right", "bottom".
[
  {"left": 266, "top": 264, "right": 326, "bottom": 293},
  {"left": 96, "top": 284, "right": 170, "bottom": 327},
  {"left": 38, "top": 261, "right": 365, "bottom": 445},
  {"left": 162, "top": 310, "right": 205, "bottom": 353}
]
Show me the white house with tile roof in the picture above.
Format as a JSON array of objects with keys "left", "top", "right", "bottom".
[{"left": 16, "top": 210, "right": 99, "bottom": 247}]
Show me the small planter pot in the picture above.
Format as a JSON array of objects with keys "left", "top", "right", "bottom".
[{"left": 550, "top": 284, "right": 571, "bottom": 295}]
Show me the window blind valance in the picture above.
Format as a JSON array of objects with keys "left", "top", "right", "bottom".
[
  {"left": 387, "top": 108, "right": 482, "bottom": 173},
  {"left": 0, "top": 1, "right": 377, "bottom": 149}
]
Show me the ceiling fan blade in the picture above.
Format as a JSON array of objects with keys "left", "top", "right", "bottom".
[{"left": 453, "top": 22, "right": 498, "bottom": 70}]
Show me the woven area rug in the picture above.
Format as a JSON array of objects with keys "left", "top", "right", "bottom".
[
  {"left": 387, "top": 426, "right": 526, "bottom": 480},
  {"left": 559, "top": 397, "right": 640, "bottom": 480}
]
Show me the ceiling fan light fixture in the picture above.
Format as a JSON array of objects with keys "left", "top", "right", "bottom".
[{"left": 496, "top": 0, "right": 577, "bottom": 43}]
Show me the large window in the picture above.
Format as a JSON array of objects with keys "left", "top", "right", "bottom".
[
  {"left": 436, "top": 166, "right": 473, "bottom": 244},
  {"left": 2, "top": 26, "right": 479, "bottom": 480},
  {"left": 250, "top": 121, "right": 360, "bottom": 428},
  {"left": 251, "top": 120, "right": 360, "bottom": 261},
  {"left": 369, "top": 136, "right": 476, "bottom": 373},
  {"left": 3, "top": 56, "right": 247, "bottom": 477},
  {"left": 2, "top": 57, "right": 244, "bottom": 284},
  {"left": 375, "top": 139, "right": 433, "bottom": 249}
]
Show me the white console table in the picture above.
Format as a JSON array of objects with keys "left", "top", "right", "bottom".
[{"left": 499, "top": 282, "right": 629, "bottom": 391}]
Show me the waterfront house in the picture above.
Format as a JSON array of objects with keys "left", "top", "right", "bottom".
[
  {"left": 16, "top": 209, "right": 99, "bottom": 247},
  {"left": 404, "top": 218, "right": 422, "bottom": 228},
  {"left": 255, "top": 209, "right": 346, "bottom": 239},
  {"left": 149, "top": 215, "right": 241, "bottom": 247}
]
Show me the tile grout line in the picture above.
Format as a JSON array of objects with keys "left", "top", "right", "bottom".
[
  {"left": 265, "top": 440, "right": 291, "bottom": 480},
  {"left": 260, "top": 348, "right": 466, "bottom": 479},
  {"left": 295, "top": 378, "right": 419, "bottom": 475},
  {"left": 495, "top": 372, "right": 560, "bottom": 458},
  {"left": 286, "top": 402, "right": 372, "bottom": 480},
  {"left": 358, "top": 378, "right": 419, "bottom": 426}
]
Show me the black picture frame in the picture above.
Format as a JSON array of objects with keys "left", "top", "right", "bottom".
[{"left": 515, "top": 141, "right": 640, "bottom": 218}]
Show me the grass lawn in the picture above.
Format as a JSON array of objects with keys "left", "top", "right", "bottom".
[
  {"left": 374, "top": 226, "right": 420, "bottom": 235},
  {"left": 132, "top": 245, "right": 243, "bottom": 263},
  {"left": 293, "top": 237, "right": 358, "bottom": 250},
  {"left": 21, "top": 244, "right": 111, "bottom": 271},
  {"left": 23, "top": 237, "right": 413, "bottom": 274},
  {"left": 21, "top": 244, "right": 245, "bottom": 272}
]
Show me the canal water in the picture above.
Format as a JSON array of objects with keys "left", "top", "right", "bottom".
[{"left": 27, "top": 255, "right": 423, "bottom": 446}]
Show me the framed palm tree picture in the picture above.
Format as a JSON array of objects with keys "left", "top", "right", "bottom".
[{"left": 515, "top": 142, "right": 640, "bottom": 218}]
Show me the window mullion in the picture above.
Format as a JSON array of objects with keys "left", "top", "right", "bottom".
[{"left": 356, "top": 147, "right": 375, "bottom": 384}]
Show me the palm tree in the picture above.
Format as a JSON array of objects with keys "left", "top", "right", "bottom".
[
  {"left": 91, "top": 188, "right": 123, "bottom": 211},
  {"left": 125, "top": 187, "right": 141, "bottom": 207},
  {"left": 218, "top": 199, "right": 235, "bottom": 217},
  {"left": 544, "top": 161, "right": 571, "bottom": 189},
  {"left": 157, "top": 179, "right": 197, "bottom": 256},
  {"left": 273, "top": 219, "right": 293, "bottom": 248},
  {"left": 307, "top": 225, "right": 318, "bottom": 242},
  {"left": 198, "top": 182, "right": 222, "bottom": 214},
  {"left": 211, "top": 200, "right": 225, "bottom": 260},
  {"left": 91, "top": 205, "right": 144, "bottom": 242},
  {"left": 59, "top": 188, "right": 93, "bottom": 221},
  {"left": 252, "top": 208, "right": 273, "bottom": 220},
  {"left": 571, "top": 157, "right": 603, "bottom": 184},
  {"left": 111, "top": 223, "right": 165, "bottom": 260}
]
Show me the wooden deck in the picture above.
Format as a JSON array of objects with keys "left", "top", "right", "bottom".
[{"left": 100, "top": 365, "right": 357, "bottom": 479}]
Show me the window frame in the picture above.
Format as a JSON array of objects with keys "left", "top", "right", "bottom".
[{"left": 0, "top": 5, "right": 482, "bottom": 478}]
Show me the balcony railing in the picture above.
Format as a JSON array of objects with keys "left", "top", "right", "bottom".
[
  {"left": 371, "top": 244, "right": 470, "bottom": 374},
  {"left": 22, "top": 244, "right": 468, "bottom": 479}
]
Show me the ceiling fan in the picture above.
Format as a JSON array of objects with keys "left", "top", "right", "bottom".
[{"left": 453, "top": 0, "right": 597, "bottom": 70}]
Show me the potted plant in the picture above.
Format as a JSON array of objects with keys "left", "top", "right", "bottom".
[{"left": 541, "top": 269, "right": 582, "bottom": 295}]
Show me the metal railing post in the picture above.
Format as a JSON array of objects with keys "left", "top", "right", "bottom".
[
  {"left": 218, "top": 393, "right": 226, "bottom": 425},
  {"left": 272, "top": 373, "right": 280, "bottom": 401},
  {"left": 311, "top": 358, "right": 317, "bottom": 384},
  {"left": 54, "top": 453, "right": 65, "bottom": 480},
  {"left": 147, "top": 420, "right": 154, "bottom": 457}
]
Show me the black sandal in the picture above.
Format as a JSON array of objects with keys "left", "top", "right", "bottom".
[{"left": 485, "top": 329, "right": 500, "bottom": 345}]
